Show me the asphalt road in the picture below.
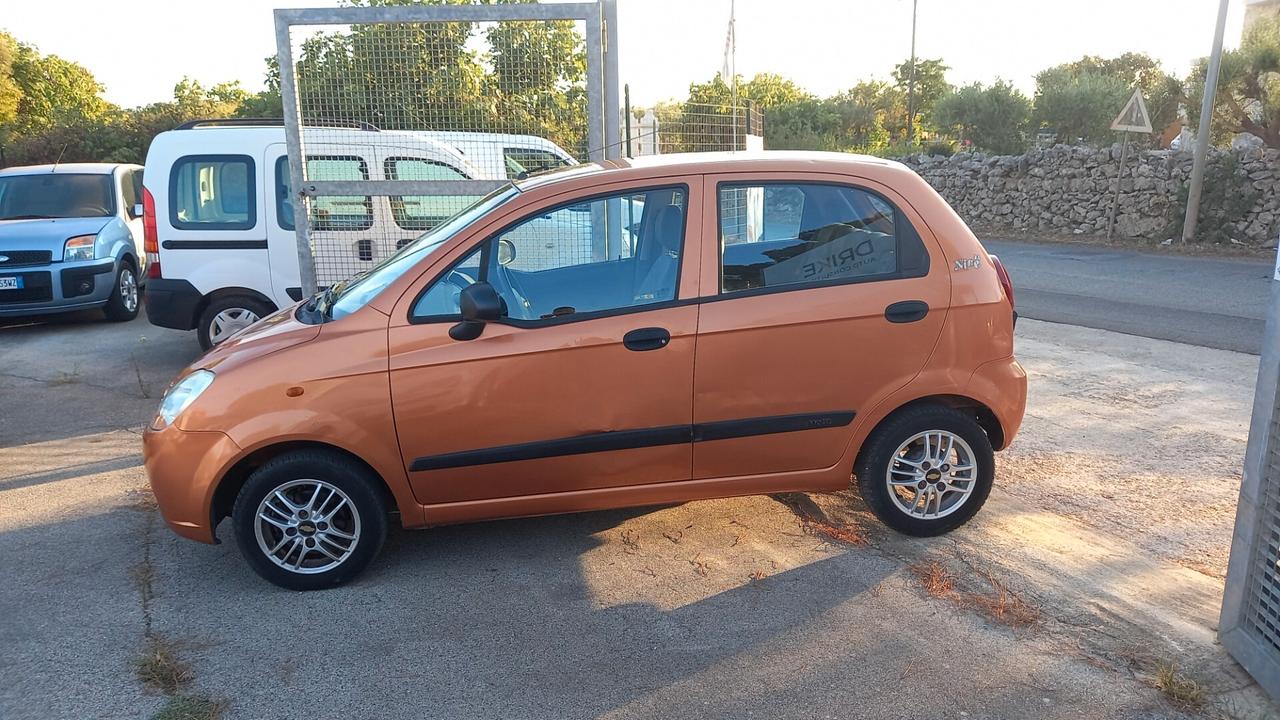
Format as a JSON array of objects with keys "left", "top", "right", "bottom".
[{"left": 983, "top": 239, "right": 1273, "bottom": 354}]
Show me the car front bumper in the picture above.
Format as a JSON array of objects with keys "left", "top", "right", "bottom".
[
  {"left": 143, "top": 422, "right": 244, "bottom": 544},
  {"left": 0, "top": 258, "right": 118, "bottom": 316}
]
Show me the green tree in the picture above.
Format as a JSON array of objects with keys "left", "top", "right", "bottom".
[
  {"left": 0, "top": 33, "right": 21, "bottom": 129},
  {"left": 1032, "top": 66, "right": 1129, "bottom": 145},
  {"left": 933, "top": 80, "right": 1031, "bottom": 154},
  {"left": 1187, "top": 15, "right": 1280, "bottom": 148},
  {"left": 6, "top": 40, "right": 112, "bottom": 136},
  {"left": 830, "top": 81, "right": 902, "bottom": 151},
  {"left": 892, "top": 57, "right": 950, "bottom": 136},
  {"left": 1033, "top": 53, "right": 1180, "bottom": 145}
]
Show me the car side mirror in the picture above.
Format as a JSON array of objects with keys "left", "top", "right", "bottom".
[
  {"left": 131, "top": 203, "right": 144, "bottom": 219},
  {"left": 449, "top": 282, "right": 504, "bottom": 341}
]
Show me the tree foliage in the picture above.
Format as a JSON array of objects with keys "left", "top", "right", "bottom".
[
  {"left": 933, "top": 81, "right": 1032, "bottom": 154},
  {"left": 1033, "top": 52, "right": 1180, "bottom": 145},
  {"left": 893, "top": 57, "right": 951, "bottom": 137},
  {"left": 1187, "top": 16, "right": 1280, "bottom": 148}
]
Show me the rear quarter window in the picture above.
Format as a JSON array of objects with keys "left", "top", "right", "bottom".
[{"left": 169, "top": 155, "right": 256, "bottom": 231}]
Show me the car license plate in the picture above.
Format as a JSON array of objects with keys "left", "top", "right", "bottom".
[{"left": 0, "top": 276, "right": 21, "bottom": 291}]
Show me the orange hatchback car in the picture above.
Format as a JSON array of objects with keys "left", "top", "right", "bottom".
[{"left": 144, "top": 152, "right": 1026, "bottom": 589}]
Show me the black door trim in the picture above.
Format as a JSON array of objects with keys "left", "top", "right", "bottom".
[{"left": 408, "top": 411, "right": 855, "bottom": 472}]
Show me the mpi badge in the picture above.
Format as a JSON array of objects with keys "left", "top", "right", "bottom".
[{"left": 954, "top": 255, "right": 982, "bottom": 271}]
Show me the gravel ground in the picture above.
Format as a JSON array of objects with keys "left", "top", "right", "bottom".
[{"left": 0, "top": 312, "right": 1273, "bottom": 719}]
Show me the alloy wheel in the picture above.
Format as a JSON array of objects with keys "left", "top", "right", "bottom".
[
  {"left": 885, "top": 430, "right": 978, "bottom": 520},
  {"left": 253, "top": 479, "right": 362, "bottom": 575}
]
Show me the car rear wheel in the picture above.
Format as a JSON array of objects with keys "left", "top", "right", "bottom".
[
  {"left": 197, "top": 295, "right": 272, "bottom": 350},
  {"left": 232, "top": 450, "right": 388, "bottom": 591},
  {"left": 855, "top": 404, "right": 994, "bottom": 537},
  {"left": 102, "top": 261, "right": 140, "bottom": 322}
]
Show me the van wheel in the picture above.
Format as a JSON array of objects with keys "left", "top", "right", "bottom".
[
  {"left": 232, "top": 450, "right": 388, "bottom": 591},
  {"left": 855, "top": 404, "right": 994, "bottom": 537},
  {"left": 102, "top": 261, "right": 140, "bottom": 322},
  {"left": 197, "top": 295, "right": 271, "bottom": 350}
]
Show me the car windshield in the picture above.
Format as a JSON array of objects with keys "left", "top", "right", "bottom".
[
  {"left": 0, "top": 173, "right": 116, "bottom": 220},
  {"left": 327, "top": 184, "right": 519, "bottom": 320}
]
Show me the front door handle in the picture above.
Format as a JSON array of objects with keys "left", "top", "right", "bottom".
[
  {"left": 885, "top": 300, "right": 929, "bottom": 323},
  {"left": 623, "top": 327, "right": 671, "bottom": 351}
]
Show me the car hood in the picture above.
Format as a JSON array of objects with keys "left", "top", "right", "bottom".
[
  {"left": 195, "top": 305, "right": 321, "bottom": 373},
  {"left": 0, "top": 217, "right": 113, "bottom": 253}
]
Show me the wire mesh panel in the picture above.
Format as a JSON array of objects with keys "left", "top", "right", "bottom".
[
  {"left": 629, "top": 102, "right": 761, "bottom": 155},
  {"left": 275, "top": 3, "right": 616, "bottom": 293},
  {"left": 1222, "top": 255, "right": 1280, "bottom": 700}
]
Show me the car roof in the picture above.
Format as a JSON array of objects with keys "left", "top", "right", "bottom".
[
  {"left": 515, "top": 151, "right": 908, "bottom": 192},
  {"left": 0, "top": 162, "right": 136, "bottom": 176}
]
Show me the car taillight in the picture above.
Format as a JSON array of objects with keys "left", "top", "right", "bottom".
[
  {"left": 990, "top": 255, "right": 1014, "bottom": 308},
  {"left": 143, "top": 187, "right": 160, "bottom": 279}
]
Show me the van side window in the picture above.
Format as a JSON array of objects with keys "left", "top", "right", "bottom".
[
  {"left": 275, "top": 156, "right": 373, "bottom": 232},
  {"left": 120, "top": 169, "right": 140, "bottom": 211},
  {"left": 718, "top": 182, "right": 929, "bottom": 294},
  {"left": 502, "top": 148, "right": 571, "bottom": 179},
  {"left": 385, "top": 157, "right": 472, "bottom": 232},
  {"left": 170, "top": 155, "right": 255, "bottom": 230}
]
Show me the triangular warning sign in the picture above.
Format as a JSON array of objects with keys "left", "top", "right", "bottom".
[{"left": 1111, "top": 89, "right": 1153, "bottom": 133}]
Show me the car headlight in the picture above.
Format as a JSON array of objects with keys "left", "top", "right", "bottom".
[
  {"left": 155, "top": 370, "right": 215, "bottom": 428},
  {"left": 63, "top": 235, "right": 96, "bottom": 262}
]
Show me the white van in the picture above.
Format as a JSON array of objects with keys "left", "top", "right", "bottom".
[{"left": 141, "top": 120, "right": 491, "bottom": 349}]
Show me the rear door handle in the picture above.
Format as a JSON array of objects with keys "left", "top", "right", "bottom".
[
  {"left": 885, "top": 300, "right": 929, "bottom": 323},
  {"left": 623, "top": 327, "right": 671, "bottom": 351}
]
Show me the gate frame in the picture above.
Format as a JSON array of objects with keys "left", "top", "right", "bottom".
[
  {"left": 1220, "top": 243, "right": 1280, "bottom": 700},
  {"left": 273, "top": 1, "right": 620, "bottom": 295}
]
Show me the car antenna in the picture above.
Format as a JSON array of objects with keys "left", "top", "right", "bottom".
[{"left": 51, "top": 143, "right": 68, "bottom": 171}]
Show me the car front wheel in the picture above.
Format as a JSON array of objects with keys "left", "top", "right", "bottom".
[
  {"left": 102, "top": 261, "right": 140, "bottom": 322},
  {"left": 855, "top": 404, "right": 995, "bottom": 537},
  {"left": 232, "top": 450, "right": 388, "bottom": 590}
]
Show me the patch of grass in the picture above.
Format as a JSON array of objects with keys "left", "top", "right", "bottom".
[
  {"left": 1155, "top": 661, "right": 1206, "bottom": 711},
  {"left": 136, "top": 636, "right": 193, "bottom": 695},
  {"left": 48, "top": 368, "right": 82, "bottom": 386},
  {"left": 150, "top": 694, "right": 226, "bottom": 720}
]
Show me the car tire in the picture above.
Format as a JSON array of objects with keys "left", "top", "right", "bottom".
[
  {"left": 102, "top": 261, "right": 140, "bottom": 322},
  {"left": 855, "top": 404, "right": 995, "bottom": 537},
  {"left": 197, "top": 295, "right": 272, "bottom": 350},
  {"left": 232, "top": 450, "right": 388, "bottom": 591}
]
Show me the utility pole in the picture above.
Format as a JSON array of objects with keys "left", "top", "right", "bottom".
[
  {"left": 905, "top": 0, "right": 918, "bottom": 142},
  {"left": 1183, "top": 0, "right": 1230, "bottom": 243}
]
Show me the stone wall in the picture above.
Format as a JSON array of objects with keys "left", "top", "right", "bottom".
[{"left": 897, "top": 145, "right": 1280, "bottom": 245}]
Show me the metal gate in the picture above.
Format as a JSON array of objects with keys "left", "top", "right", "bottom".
[
  {"left": 273, "top": 1, "right": 619, "bottom": 295},
  {"left": 1222, "top": 246, "right": 1280, "bottom": 699}
]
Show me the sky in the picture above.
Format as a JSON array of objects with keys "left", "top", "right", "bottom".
[{"left": 0, "top": 0, "right": 1250, "bottom": 109}]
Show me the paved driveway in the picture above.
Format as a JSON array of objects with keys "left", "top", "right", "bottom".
[{"left": 0, "top": 311, "right": 1273, "bottom": 719}]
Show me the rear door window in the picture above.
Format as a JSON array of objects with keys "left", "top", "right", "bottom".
[
  {"left": 274, "top": 156, "right": 372, "bottom": 232},
  {"left": 718, "top": 182, "right": 929, "bottom": 294},
  {"left": 385, "top": 157, "right": 474, "bottom": 232},
  {"left": 169, "top": 155, "right": 255, "bottom": 230}
]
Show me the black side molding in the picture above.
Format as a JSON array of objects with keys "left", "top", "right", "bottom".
[
  {"left": 161, "top": 239, "right": 269, "bottom": 250},
  {"left": 409, "top": 411, "right": 855, "bottom": 472},
  {"left": 410, "top": 425, "right": 692, "bottom": 472}
]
